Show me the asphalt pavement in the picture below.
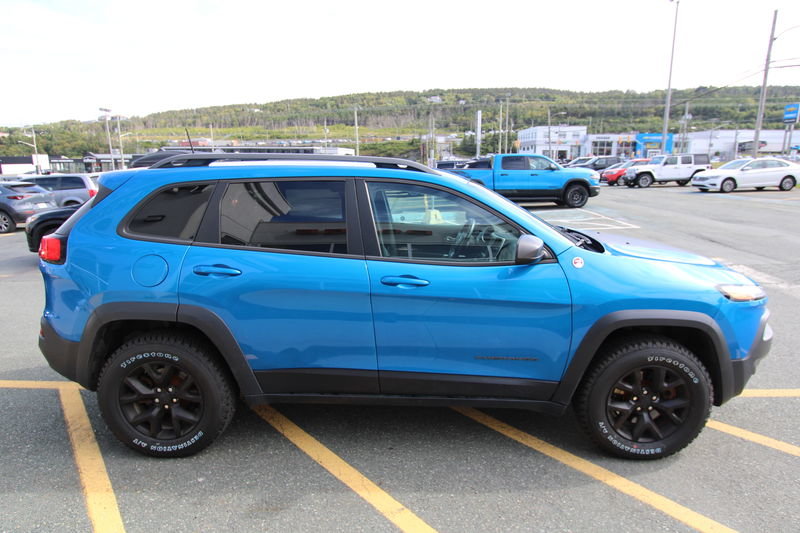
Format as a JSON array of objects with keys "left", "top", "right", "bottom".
[{"left": 1, "top": 183, "right": 798, "bottom": 533}]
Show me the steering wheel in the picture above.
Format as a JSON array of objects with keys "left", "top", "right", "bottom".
[{"left": 449, "top": 218, "right": 476, "bottom": 257}]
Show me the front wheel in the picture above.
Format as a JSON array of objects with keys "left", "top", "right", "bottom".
[
  {"left": 720, "top": 178, "right": 736, "bottom": 193},
  {"left": 97, "top": 332, "right": 236, "bottom": 458},
  {"left": 637, "top": 174, "right": 653, "bottom": 188},
  {"left": 563, "top": 184, "right": 589, "bottom": 208},
  {"left": 575, "top": 337, "right": 712, "bottom": 460}
]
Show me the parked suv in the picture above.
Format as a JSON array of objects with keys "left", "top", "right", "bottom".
[
  {"left": 625, "top": 154, "right": 711, "bottom": 187},
  {"left": 566, "top": 156, "right": 622, "bottom": 172},
  {"left": 0, "top": 181, "right": 57, "bottom": 233},
  {"left": 21, "top": 173, "right": 99, "bottom": 206},
  {"left": 38, "top": 154, "right": 772, "bottom": 459}
]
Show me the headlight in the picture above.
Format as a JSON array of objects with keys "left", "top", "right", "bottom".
[
  {"left": 26, "top": 214, "right": 40, "bottom": 224},
  {"left": 717, "top": 284, "right": 766, "bottom": 302}
]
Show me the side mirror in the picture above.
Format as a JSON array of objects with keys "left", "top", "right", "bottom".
[{"left": 516, "top": 234, "right": 546, "bottom": 265}]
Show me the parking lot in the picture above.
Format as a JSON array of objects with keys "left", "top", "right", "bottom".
[{"left": 1, "top": 184, "right": 798, "bottom": 533}]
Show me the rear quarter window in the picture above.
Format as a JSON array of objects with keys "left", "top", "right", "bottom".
[{"left": 126, "top": 183, "right": 215, "bottom": 241}]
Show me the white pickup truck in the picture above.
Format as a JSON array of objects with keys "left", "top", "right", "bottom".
[{"left": 625, "top": 154, "right": 711, "bottom": 187}]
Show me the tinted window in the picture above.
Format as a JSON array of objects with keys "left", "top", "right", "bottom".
[
  {"left": 465, "top": 159, "right": 491, "bottom": 169},
  {"left": 60, "top": 176, "right": 86, "bottom": 190},
  {"left": 501, "top": 156, "right": 528, "bottom": 170},
  {"left": 128, "top": 183, "right": 214, "bottom": 240},
  {"left": 26, "top": 177, "right": 59, "bottom": 190},
  {"left": 665, "top": 156, "right": 678, "bottom": 165},
  {"left": 681, "top": 156, "right": 692, "bottom": 164},
  {"left": 218, "top": 181, "right": 347, "bottom": 254},
  {"left": 367, "top": 182, "right": 520, "bottom": 263}
]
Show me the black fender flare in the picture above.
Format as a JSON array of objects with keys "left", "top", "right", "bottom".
[
  {"left": 75, "top": 302, "right": 261, "bottom": 396},
  {"left": 550, "top": 310, "right": 733, "bottom": 406}
]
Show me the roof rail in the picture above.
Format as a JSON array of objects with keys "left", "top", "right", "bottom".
[{"left": 148, "top": 152, "right": 438, "bottom": 174}]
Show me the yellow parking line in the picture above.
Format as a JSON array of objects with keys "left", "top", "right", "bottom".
[
  {"left": 59, "top": 387, "right": 125, "bottom": 533},
  {"left": 56, "top": 386, "right": 125, "bottom": 532},
  {"left": 0, "top": 380, "right": 81, "bottom": 390},
  {"left": 740, "top": 389, "right": 800, "bottom": 397},
  {"left": 253, "top": 405, "right": 437, "bottom": 533},
  {"left": 707, "top": 420, "right": 800, "bottom": 457},
  {"left": 454, "top": 407, "right": 735, "bottom": 533}
]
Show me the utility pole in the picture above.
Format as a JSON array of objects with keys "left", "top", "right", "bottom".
[
  {"left": 354, "top": 106, "right": 360, "bottom": 156},
  {"left": 661, "top": 0, "right": 680, "bottom": 154},
  {"left": 116, "top": 114, "right": 126, "bottom": 169},
  {"left": 753, "top": 10, "right": 778, "bottom": 158},
  {"left": 547, "top": 107, "right": 552, "bottom": 159},
  {"left": 100, "top": 108, "right": 115, "bottom": 171},
  {"left": 505, "top": 97, "right": 511, "bottom": 153},
  {"left": 475, "top": 110, "right": 482, "bottom": 158},
  {"left": 498, "top": 103, "right": 503, "bottom": 154}
]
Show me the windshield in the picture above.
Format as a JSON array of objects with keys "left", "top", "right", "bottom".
[
  {"left": 719, "top": 159, "right": 751, "bottom": 170},
  {"left": 649, "top": 156, "right": 665, "bottom": 165}
]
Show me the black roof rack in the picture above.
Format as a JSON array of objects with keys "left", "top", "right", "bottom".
[{"left": 148, "top": 152, "right": 438, "bottom": 174}]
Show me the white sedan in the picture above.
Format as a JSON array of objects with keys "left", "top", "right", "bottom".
[{"left": 691, "top": 157, "right": 799, "bottom": 193}]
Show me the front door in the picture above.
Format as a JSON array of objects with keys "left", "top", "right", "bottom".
[{"left": 361, "top": 180, "right": 572, "bottom": 400}]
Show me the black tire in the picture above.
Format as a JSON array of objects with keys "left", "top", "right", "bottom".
[
  {"left": 720, "top": 178, "right": 736, "bottom": 193},
  {"left": 563, "top": 184, "right": 589, "bottom": 208},
  {"left": 779, "top": 176, "right": 795, "bottom": 191},
  {"left": 97, "top": 332, "right": 236, "bottom": 458},
  {"left": 755, "top": 187, "right": 765, "bottom": 191},
  {"left": 626, "top": 180, "right": 637, "bottom": 188},
  {"left": 677, "top": 180, "right": 689, "bottom": 186},
  {"left": 575, "top": 337, "right": 712, "bottom": 460},
  {"left": 0, "top": 210, "right": 16, "bottom": 234},
  {"left": 637, "top": 174, "right": 653, "bottom": 188}
]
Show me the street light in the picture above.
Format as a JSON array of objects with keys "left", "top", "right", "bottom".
[
  {"left": 547, "top": 109, "right": 566, "bottom": 159},
  {"left": 99, "top": 108, "right": 115, "bottom": 171},
  {"left": 20, "top": 125, "right": 41, "bottom": 173},
  {"left": 661, "top": 0, "right": 680, "bottom": 155},
  {"left": 119, "top": 132, "right": 133, "bottom": 170}
]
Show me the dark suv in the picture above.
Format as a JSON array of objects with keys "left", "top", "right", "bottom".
[{"left": 38, "top": 154, "right": 771, "bottom": 459}]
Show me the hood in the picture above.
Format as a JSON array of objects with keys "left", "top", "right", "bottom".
[{"left": 590, "top": 232, "right": 716, "bottom": 266}]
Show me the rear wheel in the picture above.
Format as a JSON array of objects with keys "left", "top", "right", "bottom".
[
  {"left": 575, "top": 337, "right": 712, "bottom": 460},
  {"left": 779, "top": 177, "right": 795, "bottom": 191},
  {"left": 721, "top": 178, "right": 736, "bottom": 193},
  {"left": 677, "top": 180, "right": 689, "bottom": 186},
  {"left": 97, "top": 332, "right": 236, "bottom": 458},
  {"left": 563, "top": 184, "right": 589, "bottom": 208},
  {"left": 0, "top": 211, "right": 16, "bottom": 234}
]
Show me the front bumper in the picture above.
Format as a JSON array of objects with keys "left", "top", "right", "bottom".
[{"left": 729, "top": 311, "right": 773, "bottom": 400}]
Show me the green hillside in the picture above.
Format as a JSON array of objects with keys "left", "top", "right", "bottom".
[{"left": 2, "top": 86, "right": 798, "bottom": 159}]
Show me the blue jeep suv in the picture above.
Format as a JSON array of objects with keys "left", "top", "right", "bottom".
[{"left": 38, "top": 153, "right": 772, "bottom": 459}]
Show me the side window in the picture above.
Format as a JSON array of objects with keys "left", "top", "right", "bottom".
[
  {"left": 528, "top": 157, "right": 551, "bottom": 170},
  {"left": 501, "top": 156, "right": 528, "bottom": 170},
  {"left": 27, "top": 177, "right": 59, "bottom": 190},
  {"left": 127, "top": 183, "right": 214, "bottom": 240},
  {"left": 218, "top": 181, "right": 347, "bottom": 254},
  {"left": 60, "top": 176, "right": 85, "bottom": 190},
  {"left": 694, "top": 154, "right": 710, "bottom": 165},
  {"left": 681, "top": 156, "right": 692, "bottom": 164},
  {"left": 367, "top": 182, "right": 520, "bottom": 263},
  {"left": 665, "top": 156, "right": 678, "bottom": 165}
]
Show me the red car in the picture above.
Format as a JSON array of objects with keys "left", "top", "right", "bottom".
[{"left": 601, "top": 158, "right": 650, "bottom": 186}]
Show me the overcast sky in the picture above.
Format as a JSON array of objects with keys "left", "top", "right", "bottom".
[{"left": 2, "top": 0, "right": 799, "bottom": 127}]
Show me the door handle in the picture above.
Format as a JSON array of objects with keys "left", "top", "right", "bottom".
[
  {"left": 499, "top": 173, "right": 508, "bottom": 176},
  {"left": 380, "top": 276, "right": 430, "bottom": 287},
  {"left": 192, "top": 265, "right": 242, "bottom": 277}
]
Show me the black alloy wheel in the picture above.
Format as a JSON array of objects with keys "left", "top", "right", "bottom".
[
  {"left": 98, "top": 332, "right": 235, "bottom": 457},
  {"left": 575, "top": 337, "right": 712, "bottom": 460}
]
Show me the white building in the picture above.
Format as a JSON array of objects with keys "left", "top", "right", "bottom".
[{"left": 517, "top": 125, "right": 586, "bottom": 160}]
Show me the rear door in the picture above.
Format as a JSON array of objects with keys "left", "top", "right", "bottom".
[{"left": 181, "top": 178, "right": 378, "bottom": 394}]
